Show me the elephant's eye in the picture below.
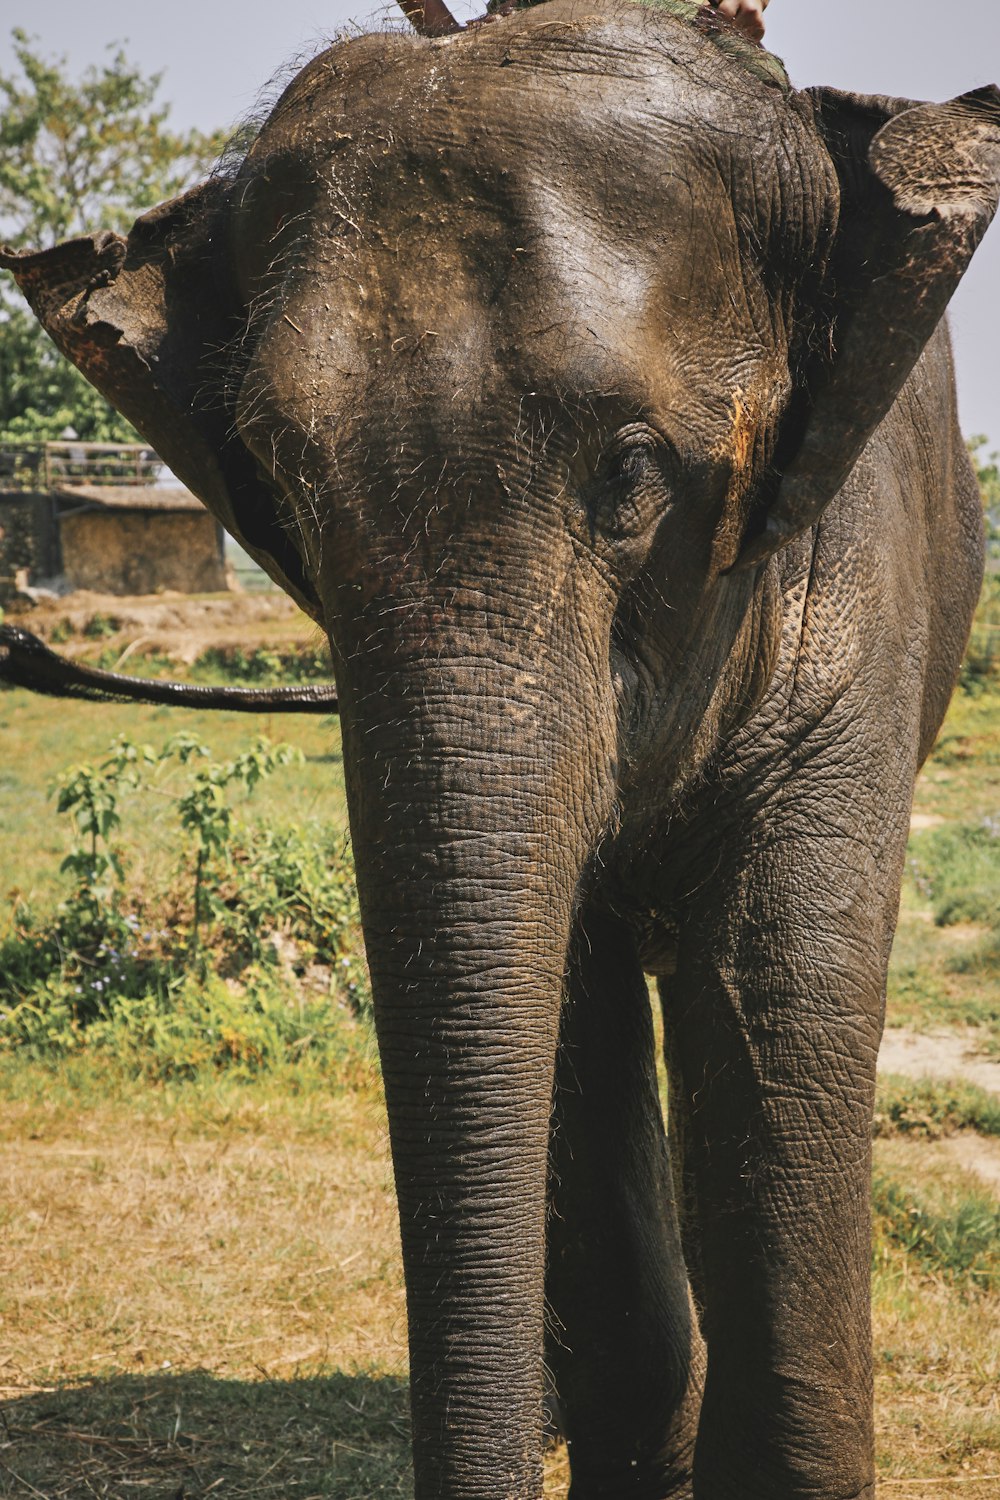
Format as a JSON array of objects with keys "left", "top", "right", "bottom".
[
  {"left": 611, "top": 443, "right": 653, "bottom": 487},
  {"left": 587, "top": 425, "right": 671, "bottom": 542}
]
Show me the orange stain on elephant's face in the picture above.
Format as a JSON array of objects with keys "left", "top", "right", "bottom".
[{"left": 731, "top": 394, "right": 753, "bottom": 471}]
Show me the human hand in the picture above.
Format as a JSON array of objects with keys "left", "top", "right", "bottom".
[{"left": 712, "top": 0, "right": 769, "bottom": 43}]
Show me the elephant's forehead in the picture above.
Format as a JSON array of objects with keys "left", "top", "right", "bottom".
[
  {"left": 266, "top": 164, "right": 756, "bottom": 459},
  {"left": 236, "top": 3, "right": 817, "bottom": 442},
  {"left": 244, "top": 0, "right": 803, "bottom": 252}
]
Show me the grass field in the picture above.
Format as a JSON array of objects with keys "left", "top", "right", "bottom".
[
  {"left": 888, "top": 684, "right": 1000, "bottom": 1041},
  {"left": 1, "top": 621, "right": 998, "bottom": 1497},
  {"left": 0, "top": 1065, "right": 996, "bottom": 1498},
  {"left": 0, "top": 689, "right": 348, "bottom": 915}
]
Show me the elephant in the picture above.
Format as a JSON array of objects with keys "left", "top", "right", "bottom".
[{"left": 3, "top": 1, "right": 998, "bottom": 1495}]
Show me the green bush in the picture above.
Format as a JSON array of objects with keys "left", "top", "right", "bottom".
[
  {"left": 1, "top": 969, "right": 363, "bottom": 1081},
  {"left": 192, "top": 643, "right": 334, "bottom": 685},
  {"left": 0, "top": 732, "right": 370, "bottom": 1078},
  {"left": 82, "top": 612, "right": 121, "bottom": 640}
]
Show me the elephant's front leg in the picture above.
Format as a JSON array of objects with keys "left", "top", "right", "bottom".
[
  {"left": 547, "top": 908, "right": 704, "bottom": 1499},
  {"left": 667, "top": 788, "right": 907, "bottom": 1500}
]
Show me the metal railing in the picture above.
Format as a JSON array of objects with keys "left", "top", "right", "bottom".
[{"left": 0, "top": 441, "right": 164, "bottom": 492}]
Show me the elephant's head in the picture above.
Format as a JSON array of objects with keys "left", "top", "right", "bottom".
[{"left": 4, "top": 3, "right": 998, "bottom": 1493}]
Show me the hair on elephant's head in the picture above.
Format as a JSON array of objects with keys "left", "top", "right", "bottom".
[{"left": 3, "top": 3, "right": 999, "bottom": 1493}]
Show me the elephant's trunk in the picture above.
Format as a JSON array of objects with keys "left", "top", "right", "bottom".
[{"left": 338, "top": 646, "right": 614, "bottom": 1500}]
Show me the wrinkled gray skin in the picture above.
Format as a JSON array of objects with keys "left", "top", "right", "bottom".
[{"left": 4, "top": 4, "right": 998, "bottom": 1495}]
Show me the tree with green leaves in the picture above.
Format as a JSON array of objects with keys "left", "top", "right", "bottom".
[
  {"left": 0, "top": 29, "right": 225, "bottom": 442},
  {"left": 968, "top": 436, "right": 1000, "bottom": 557}
]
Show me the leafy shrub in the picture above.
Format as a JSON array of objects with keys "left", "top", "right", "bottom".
[
  {"left": 214, "top": 824, "right": 369, "bottom": 1006},
  {"left": 0, "top": 732, "right": 370, "bottom": 1077},
  {"left": 82, "top": 612, "right": 121, "bottom": 640},
  {"left": 193, "top": 643, "right": 334, "bottom": 684},
  {"left": 2, "top": 967, "right": 365, "bottom": 1081}
]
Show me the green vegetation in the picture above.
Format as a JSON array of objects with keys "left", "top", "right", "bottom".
[
  {"left": 960, "top": 569, "right": 1000, "bottom": 694},
  {"left": 886, "top": 599, "right": 1000, "bottom": 1034},
  {"left": 2, "top": 971, "right": 368, "bottom": 1086},
  {"left": 182, "top": 641, "right": 334, "bottom": 685},
  {"left": 908, "top": 819, "right": 1000, "bottom": 929},
  {"left": 0, "top": 729, "right": 369, "bottom": 1083},
  {"left": 968, "top": 436, "right": 1000, "bottom": 555},
  {"left": 82, "top": 611, "right": 121, "bottom": 640},
  {"left": 886, "top": 932, "right": 1000, "bottom": 1035},
  {"left": 960, "top": 438, "right": 1000, "bottom": 691},
  {"left": 39, "top": 627, "right": 336, "bottom": 686},
  {"left": 0, "top": 687, "right": 349, "bottom": 905},
  {"left": 887, "top": 832, "right": 1000, "bottom": 1039},
  {"left": 873, "top": 1170, "right": 1000, "bottom": 1295},
  {"left": 875, "top": 1073, "right": 1000, "bottom": 1139},
  {"left": 0, "top": 29, "right": 225, "bottom": 442}
]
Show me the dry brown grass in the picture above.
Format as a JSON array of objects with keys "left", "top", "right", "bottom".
[
  {"left": 0, "top": 1070, "right": 410, "bottom": 1497},
  {"left": 0, "top": 1081, "right": 402, "bottom": 1386},
  {"left": 871, "top": 1140, "right": 1000, "bottom": 1498},
  {"left": 0, "top": 1069, "right": 996, "bottom": 1497}
]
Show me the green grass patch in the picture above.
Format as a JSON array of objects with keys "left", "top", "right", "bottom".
[
  {"left": 887, "top": 675, "right": 1000, "bottom": 1035},
  {"left": 911, "top": 678, "right": 1000, "bottom": 826},
  {"left": 0, "top": 1044, "right": 380, "bottom": 1140},
  {"left": 874, "top": 1073, "right": 1000, "bottom": 1139},
  {"left": 886, "top": 913, "right": 1000, "bottom": 1036},
  {"left": 959, "top": 569, "right": 1000, "bottom": 693},
  {"left": 872, "top": 1170, "right": 1000, "bottom": 1295},
  {"left": 907, "top": 818, "right": 1000, "bottom": 928}
]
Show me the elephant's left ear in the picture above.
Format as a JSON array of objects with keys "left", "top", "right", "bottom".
[
  {"left": 736, "top": 83, "right": 1000, "bottom": 568},
  {"left": 0, "top": 183, "right": 321, "bottom": 618}
]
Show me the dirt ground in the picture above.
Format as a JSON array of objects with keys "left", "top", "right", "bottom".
[
  {"left": 880, "top": 1027, "right": 1000, "bottom": 1097},
  {"left": 878, "top": 1028, "right": 1000, "bottom": 1192},
  {"left": 6, "top": 589, "right": 321, "bottom": 666}
]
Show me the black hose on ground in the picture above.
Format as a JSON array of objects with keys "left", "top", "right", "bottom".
[{"left": 0, "top": 624, "right": 338, "bottom": 715}]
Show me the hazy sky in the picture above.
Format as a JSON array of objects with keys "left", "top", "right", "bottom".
[{"left": 2, "top": 1, "right": 998, "bottom": 444}]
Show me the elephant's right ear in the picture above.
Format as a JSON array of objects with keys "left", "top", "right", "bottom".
[
  {"left": 736, "top": 84, "right": 1000, "bottom": 568},
  {"left": 0, "top": 182, "right": 321, "bottom": 619}
]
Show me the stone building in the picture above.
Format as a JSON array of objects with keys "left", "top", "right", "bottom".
[
  {"left": 0, "top": 490, "right": 61, "bottom": 599},
  {"left": 56, "top": 485, "right": 227, "bottom": 595},
  {"left": 0, "top": 442, "right": 229, "bottom": 602}
]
